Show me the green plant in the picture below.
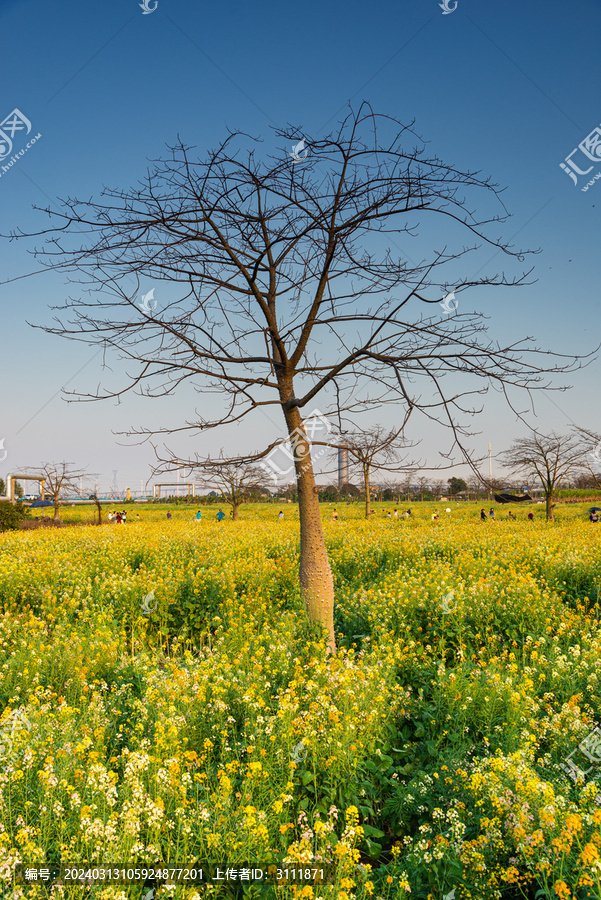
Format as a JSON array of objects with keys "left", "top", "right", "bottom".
[{"left": 0, "top": 501, "right": 28, "bottom": 532}]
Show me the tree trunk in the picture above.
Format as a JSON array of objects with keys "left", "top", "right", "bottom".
[
  {"left": 95, "top": 499, "right": 102, "bottom": 524},
  {"left": 285, "top": 406, "right": 336, "bottom": 655},
  {"left": 232, "top": 502, "right": 239, "bottom": 521},
  {"left": 545, "top": 491, "right": 555, "bottom": 521},
  {"left": 53, "top": 502, "right": 60, "bottom": 522},
  {"left": 364, "top": 465, "right": 371, "bottom": 518}
]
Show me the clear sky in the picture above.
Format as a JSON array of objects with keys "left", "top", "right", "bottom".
[{"left": 0, "top": 0, "right": 599, "bottom": 493}]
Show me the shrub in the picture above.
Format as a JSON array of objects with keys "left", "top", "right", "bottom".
[{"left": 0, "top": 500, "right": 29, "bottom": 532}]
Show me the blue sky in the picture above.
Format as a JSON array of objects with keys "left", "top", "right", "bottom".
[{"left": 0, "top": 0, "right": 599, "bottom": 493}]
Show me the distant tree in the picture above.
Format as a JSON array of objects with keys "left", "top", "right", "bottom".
[
  {"left": 329, "top": 426, "right": 412, "bottom": 519},
  {"left": 431, "top": 479, "right": 446, "bottom": 500},
  {"left": 499, "top": 432, "right": 593, "bottom": 521},
  {"left": 24, "top": 463, "right": 88, "bottom": 522},
  {"left": 416, "top": 476, "right": 430, "bottom": 502},
  {"left": 340, "top": 482, "right": 361, "bottom": 499},
  {"left": 245, "top": 484, "right": 272, "bottom": 501},
  {"left": 573, "top": 473, "right": 599, "bottom": 490},
  {"left": 466, "top": 476, "right": 482, "bottom": 500},
  {"left": 278, "top": 483, "right": 298, "bottom": 503},
  {"left": 318, "top": 485, "right": 340, "bottom": 503},
  {"left": 572, "top": 427, "right": 601, "bottom": 488},
  {"left": 199, "top": 461, "right": 266, "bottom": 520},
  {"left": 401, "top": 474, "right": 413, "bottom": 502},
  {"left": 0, "top": 478, "right": 5, "bottom": 496},
  {"left": 14, "top": 481, "right": 24, "bottom": 499},
  {"left": 448, "top": 476, "right": 468, "bottom": 496}
]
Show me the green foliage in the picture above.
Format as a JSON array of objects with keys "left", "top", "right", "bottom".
[
  {"left": 0, "top": 500, "right": 28, "bottom": 532},
  {"left": 448, "top": 476, "right": 467, "bottom": 495}
]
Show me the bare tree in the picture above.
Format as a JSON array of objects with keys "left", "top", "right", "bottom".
[
  {"left": 498, "top": 432, "right": 592, "bottom": 521},
  {"left": 330, "top": 425, "right": 412, "bottom": 518},
  {"left": 416, "top": 475, "right": 430, "bottom": 502},
  {"left": 572, "top": 427, "right": 601, "bottom": 488},
  {"left": 487, "top": 477, "right": 508, "bottom": 496},
  {"left": 199, "top": 460, "right": 266, "bottom": 520},
  {"left": 19, "top": 106, "right": 586, "bottom": 654},
  {"left": 25, "top": 462, "right": 88, "bottom": 522},
  {"left": 467, "top": 475, "right": 480, "bottom": 501},
  {"left": 401, "top": 473, "right": 413, "bottom": 503},
  {"left": 431, "top": 479, "right": 446, "bottom": 500}
]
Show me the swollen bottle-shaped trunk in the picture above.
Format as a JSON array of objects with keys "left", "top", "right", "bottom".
[{"left": 286, "top": 410, "right": 336, "bottom": 654}]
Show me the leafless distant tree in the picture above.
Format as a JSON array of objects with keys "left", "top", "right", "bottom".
[
  {"left": 573, "top": 474, "right": 600, "bottom": 489},
  {"left": 416, "top": 476, "right": 430, "bottom": 502},
  {"left": 401, "top": 473, "right": 413, "bottom": 503},
  {"left": 25, "top": 462, "right": 88, "bottom": 522},
  {"left": 572, "top": 427, "right": 601, "bottom": 488},
  {"left": 467, "top": 475, "right": 482, "bottom": 501},
  {"left": 431, "top": 480, "right": 446, "bottom": 500},
  {"left": 329, "top": 425, "right": 412, "bottom": 518},
  {"left": 498, "top": 432, "right": 593, "bottom": 520},
  {"left": 18, "top": 105, "right": 587, "bottom": 654},
  {"left": 198, "top": 461, "right": 266, "bottom": 520}
]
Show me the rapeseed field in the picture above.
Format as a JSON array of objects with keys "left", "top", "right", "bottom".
[{"left": 0, "top": 503, "right": 600, "bottom": 899}]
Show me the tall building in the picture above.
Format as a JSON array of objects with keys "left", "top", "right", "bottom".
[{"left": 338, "top": 447, "right": 348, "bottom": 488}]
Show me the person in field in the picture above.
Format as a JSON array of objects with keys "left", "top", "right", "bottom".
[
  {"left": 196, "top": 510, "right": 202, "bottom": 522},
  {"left": 278, "top": 510, "right": 284, "bottom": 520},
  {"left": 480, "top": 509, "right": 487, "bottom": 521},
  {"left": 332, "top": 509, "right": 339, "bottom": 522},
  {"left": 528, "top": 511, "right": 534, "bottom": 521},
  {"left": 216, "top": 509, "right": 226, "bottom": 522}
]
